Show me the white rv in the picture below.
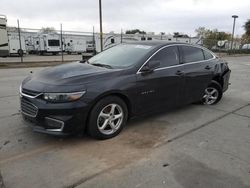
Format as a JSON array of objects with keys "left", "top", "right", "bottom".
[
  {"left": 25, "top": 36, "right": 36, "bottom": 53},
  {"left": 242, "top": 44, "right": 250, "bottom": 50},
  {"left": 64, "top": 36, "right": 87, "bottom": 54},
  {"left": 94, "top": 33, "right": 120, "bottom": 53},
  {"left": 34, "top": 34, "right": 61, "bottom": 55},
  {"left": 0, "top": 15, "right": 27, "bottom": 57},
  {"left": 0, "top": 15, "right": 9, "bottom": 57},
  {"left": 8, "top": 33, "right": 26, "bottom": 56}
]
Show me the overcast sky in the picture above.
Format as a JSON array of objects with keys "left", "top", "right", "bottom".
[{"left": 1, "top": 0, "right": 250, "bottom": 36}]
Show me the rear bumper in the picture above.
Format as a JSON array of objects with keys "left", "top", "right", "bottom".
[{"left": 222, "top": 69, "right": 231, "bottom": 92}]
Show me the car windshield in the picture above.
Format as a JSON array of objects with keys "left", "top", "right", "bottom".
[{"left": 88, "top": 44, "right": 153, "bottom": 69}]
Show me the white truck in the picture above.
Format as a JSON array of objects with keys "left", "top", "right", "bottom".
[
  {"left": 0, "top": 15, "right": 9, "bottom": 57},
  {"left": 33, "top": 34, "right": 61, "bottom": 55}
]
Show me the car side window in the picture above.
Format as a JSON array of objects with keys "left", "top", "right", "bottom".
[
  {"left": 181, "top": 46, "right": 204, "bottom": 63},
  {"left": 203, "top": 50, "right": 214, "bottom": 60},
  {"left": 149, "top": 46, "right": 179, "bottom": 68}
]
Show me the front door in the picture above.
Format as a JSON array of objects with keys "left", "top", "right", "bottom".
[{"left": 135, "top": 46, "right": 184, "bottom": 114}]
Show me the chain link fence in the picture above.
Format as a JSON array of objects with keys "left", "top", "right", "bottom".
[
  {"left": 201, "top": 38, "right": 250, "bottom": 55},
  {"left": 1, "top": 25, "right": 250, "bottom": 64}
]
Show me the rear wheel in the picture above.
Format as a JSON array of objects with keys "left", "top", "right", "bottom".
[
  {"left": 202, "top": 81, "right": 222, "bottom": 105},
  {"left": 87, "top": 96, "right": 128, "bottom": 139}
]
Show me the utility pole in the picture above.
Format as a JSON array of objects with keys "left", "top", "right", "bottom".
[
  {"left": 121, "top": 28, "right": 123, "bottom": 43},
  {"left": 93, "top": 26, "right": 96, "bottom": 54},
  {"left": 60, "top": 23, "right": 64, "bottom": 62},
  {"left": 17, "top": 19, "right": 23, "bottom": 63},
  {"left": 99, "top": 0, "right": 103, "bottom": 52},
  {"left": 231, "top": 15, "right": 238, "bottom": 51}
]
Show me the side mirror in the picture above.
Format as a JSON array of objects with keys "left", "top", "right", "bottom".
[{"left": 140, "top": 60, "right": 161, "bottom": 73}]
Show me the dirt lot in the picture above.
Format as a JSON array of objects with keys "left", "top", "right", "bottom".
[{"left": 0, "top": 56, "right": 250, "bottom": 188}]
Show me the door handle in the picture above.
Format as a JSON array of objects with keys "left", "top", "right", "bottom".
[
  {"left": 175, "top": 70, "right": 185, "bottom": 76},
  {"left": 205, "top": 65, "right": 212, "bottom": 70}
]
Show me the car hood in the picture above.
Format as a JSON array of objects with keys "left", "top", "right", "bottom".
[{"left": 22, "top": 62, "right": 122, "bottom": 92}]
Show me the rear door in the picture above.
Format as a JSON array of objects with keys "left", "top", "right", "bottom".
[
  {"left": 135, "top": 46, "right": 184, "bottom": 114},
  {"left": 179, "top": 45, "right": 215, "bottom": 104}
]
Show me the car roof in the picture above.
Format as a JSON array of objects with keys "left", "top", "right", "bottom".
[{"left": 123, "top": 41, "right": 201, "bottom": 48}]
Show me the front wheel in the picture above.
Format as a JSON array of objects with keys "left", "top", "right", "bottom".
[
  {"left": 202, "top": 81, "right": 222, "bottom": 105},
  {"left": 87, "top": 96, "right": 128, "bottom": 139}
]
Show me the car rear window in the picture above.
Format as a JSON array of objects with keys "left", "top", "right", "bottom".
[{"left": 181, "top": 46, "right": 204, "bottom": 63}]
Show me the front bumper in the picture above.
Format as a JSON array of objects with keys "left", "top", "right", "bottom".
[{"left": 20, "top": 96, "right": 90, "bottom": 136}]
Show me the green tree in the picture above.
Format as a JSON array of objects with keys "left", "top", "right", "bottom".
[
  {"left": 241, "top": 34, "right": 250, "bottom": 44},
  {"left": 243, "top": 19, "right": 250, "bottom": 36},
  {"left": 173, "top": 32, "right": 189, "bottom": 38},
  {"left": 195, "top": 27, "right": 231, "bottom": 49},
  {"left": 40, "top": 27, "right": 57, "bottom": 34},
  {"left": 195, "top": 27, "right": 208, "bottom": 38},
  {"left": 125, "top": 29, "right": 146, "bottom": 34}
]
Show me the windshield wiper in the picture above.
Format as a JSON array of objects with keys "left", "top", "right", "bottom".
[{"left": 91, "top": 63, "right": 113, "bottom": 69}]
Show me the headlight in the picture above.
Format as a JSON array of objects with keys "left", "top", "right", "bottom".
[{"left": 43, "top": 91, "right": 86, "bottom": 102}]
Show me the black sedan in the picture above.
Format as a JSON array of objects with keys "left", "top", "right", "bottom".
[{"left": 20, "top": 42, "right": 231, "bottom": 139}]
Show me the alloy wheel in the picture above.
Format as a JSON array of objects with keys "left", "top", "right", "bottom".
[
  {"left": 97, "top": 103, "right": 124, "bottom": 135},
  {"left": 203, "top": 87, "right": 219, "bottom": 105}
]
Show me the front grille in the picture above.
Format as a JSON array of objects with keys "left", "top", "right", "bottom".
[
  {"left": 22, "top": 88, "right": 41, "bottom": 97},
  {"left": 21, "top": 98, "right": 38, "bottom": 117}
]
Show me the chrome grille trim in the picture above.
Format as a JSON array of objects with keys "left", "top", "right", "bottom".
[
  {"left": 45, "top": 117, "right": 65, "bottom": 132},
  {"left": 19, "top": 86, "right": 42, "bottom": 99},
  {"left": 21, "top": 98, "right": 38, "bottom": 118}
]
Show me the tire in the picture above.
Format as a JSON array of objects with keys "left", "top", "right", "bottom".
[
  {"left": 87, "top": 96, "right": 128, "bottom": 140},
  {"left": 202, "top": 81, "right": 222, "bottom": 105},
  {"left": 18, "top": 49, "right": 23, "bottom": 57}
]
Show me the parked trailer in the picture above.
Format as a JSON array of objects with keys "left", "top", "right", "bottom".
[
  {"left": 86, "top": 33, "right": 202, "bottom": 55},
  {"left": 64, "top": 36, "right": 88, "bottom": 54},
  {"left": 33, "top": 34, "right": 61, "bottom": 55},
  {"left": 8, "top": 33, "right": 26, "bottom": 56},
  {"left": 94, "top": 33, "right": 121, "bottom": 53},
  {"left": 0, "top": 15, "right": 9, "bottom": 57},
  {"left": 25, "top": 36, "right": 36, "bottom": 53},
  {"left": 242, "top": 44, "right": 250, "bottom": 50}
]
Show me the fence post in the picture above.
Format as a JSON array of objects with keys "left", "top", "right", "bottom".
[
  {"left": 120, "top": 28, "right": 123, "bottom": 43},
  {"left": 99, "top": 0, "right": 103, "bottom": 52},
  {"left": 60, "top": 23, "right": 64, "bottom": 62},
  {"left": 92, "top": 26, "right": 96, "bottom": 55},
  {"left": 17, "top": 19, "right": 23, "bottom": 63}
]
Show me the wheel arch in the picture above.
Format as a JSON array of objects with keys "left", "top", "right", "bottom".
[
  {"left": 211, "top": 75, "right": 223, "bottom": 88},
  {"left": 84, "top": 91, "right": 132, "bottom": 132}
]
